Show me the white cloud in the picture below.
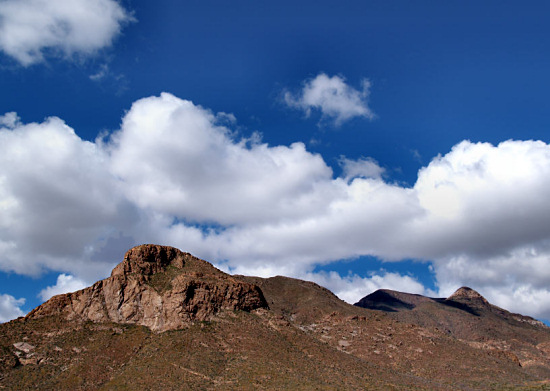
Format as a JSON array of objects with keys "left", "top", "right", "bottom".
[
  {"left": 0, "top": 0, "right": 133, "bottom": 66},
  {"left": 434, "top": 245, "right": 550, "bottom": 319},
  {"left": 89, "top": 63, "right": 110, "bottom": 81},
  {"left": 339, "top": 156, "right": 385, "bottom": 181},
  {"left": 410, "top": 140, "right": 550, "bottom": 260},
  {"left": 38, "top": 274, "right": 88, "bottom": 301},
  {"left": 108, "top": 93, "right": 335, "bottom": 226},
  {"left": 0, "top": 294, "right": 25, "bottom": 323},
  {"left": 284, "top": 73, "right": 375, "bottom": 126},
  {"left": 0, "top": 114, "right": 139, "bottom": 279},
  {"left": 3, "top": 95, "right": 550, "bottom": 321},
  {"left": 303, "top": 270, "right": 434, "bottom": 304},
  {"left": 0, "top": 112, "right": 21, "bottom": 128}
]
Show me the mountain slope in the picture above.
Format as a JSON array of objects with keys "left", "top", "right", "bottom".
[
  {"left": 1, "top": 245, "right": 550, "bottom": 390},
  {"left": 355, "top": 287, "right": 550, "bottom": 378}
]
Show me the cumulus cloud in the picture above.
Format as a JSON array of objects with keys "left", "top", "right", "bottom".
[
  {"left": 284, "top": 73, "right": 375, "bottom": 126},
  {"left": 0, "top": 114, "right": 139, "bottom": 279},
  {"left": 108, "top": 93, "right": 334, "bottom": 226},
  {"left": 0, "top": 294, "right": 25, "bottom": 323},
  {"left": 38, "top": 274, "right": 88, "bottom": 301},
  {"left": 2, "top": 94, "right": 550, "bottom": 320},
  {"left": 0, "top": 0, "right": 133, "bottom": 66}
]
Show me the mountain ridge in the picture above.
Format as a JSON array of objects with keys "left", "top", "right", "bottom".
[
  {"left": 355, "top": 286, "right": 547, "bottom": 328},
  {"left": 2, "top": 244, "right": 550, "bottom": 390}
]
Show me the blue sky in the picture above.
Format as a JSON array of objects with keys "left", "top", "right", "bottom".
[{"left": 2, "top": 0, "right": 550, "bottom": 323}]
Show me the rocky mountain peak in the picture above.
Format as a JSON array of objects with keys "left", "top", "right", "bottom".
[
  {"left": 111, "top": 244, "right": 187, "bottom": 277},
  {"left": 447, "top": 286, "right": 488, "bottom": 304},
  {"left": 27, "top": 245, "right": 268, "bottom": 332}
]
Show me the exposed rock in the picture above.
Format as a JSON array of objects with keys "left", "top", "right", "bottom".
[
  {"left": 13, "top": 342, "right": 35, "bottom": 354},
  {"left": 26, "top": 244, "right": 268, "bottom": 332},
  {"left": 338, "top": 339, "right": 351, "bottom": 347},
  {"left": 512, "top": 314, "right": 547, "bottom": 327},
  {"left": 447, "top": 286, "right": 489, "bottom": 305},
  {"left": 18, "top": 355, "right": 42, "bottom": 366}
]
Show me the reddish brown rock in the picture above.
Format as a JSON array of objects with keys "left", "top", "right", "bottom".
[{"left": 27, "top": 244, "right": 267, "bottom": 332}]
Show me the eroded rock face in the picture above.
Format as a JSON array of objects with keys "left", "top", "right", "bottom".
[{"left": 27, "top": 245, "right": 268, "bottom": 332}]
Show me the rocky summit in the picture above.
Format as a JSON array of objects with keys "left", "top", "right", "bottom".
[
  {"left": 2, "top": 245, "right": 550, "bottom": 390},
  {"left": 26, "top": 244, "right": 268, "bottom": 332},
  {"left": 447, "top": 286, "right": 490, "bottom": 305}
]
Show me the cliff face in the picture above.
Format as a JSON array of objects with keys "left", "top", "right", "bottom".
[{"left": 27, "top": 244, "right": 268, "bottom": 332}]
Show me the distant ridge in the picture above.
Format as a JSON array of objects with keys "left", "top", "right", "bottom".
[
  {"left": 355, "top": 285, "right": 546, "bottom": 327},
  {"left": 354, "top": 289, "right": 432, "bottom": 312},
  {"left": 355, "top": 286, "right": 550, "bottom": 375}
]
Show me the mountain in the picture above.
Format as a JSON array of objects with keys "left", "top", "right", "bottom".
[
  {"left": 1, "top": 244, "right": 550, "bottom": 390},
  {"left": 26, "top": 244, "right": 267, "bottom": 332},
  {"left": 355, "top": 287, "right": 550, "bottom": 378}
]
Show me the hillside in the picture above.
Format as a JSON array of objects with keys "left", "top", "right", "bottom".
[
  {"left": 356, "top": 287, "right": 550, "bottom": 379},
  {"left": 1, "top": 244, "right": 550, "bottom": 390}
]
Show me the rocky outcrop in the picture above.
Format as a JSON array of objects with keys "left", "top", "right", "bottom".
[
  {"left": 446, "top": 286, "right": 489, "bottom": 305},
  {"left": 27, "top": 245, "right": 268, "bottom": 332}
]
